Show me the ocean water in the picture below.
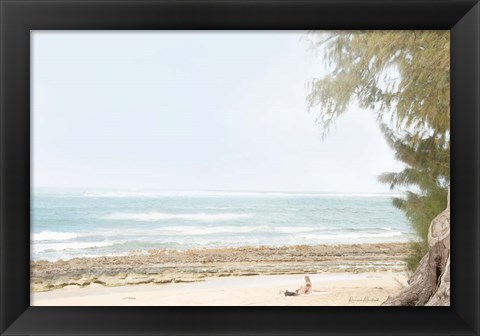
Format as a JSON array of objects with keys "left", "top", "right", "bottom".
[{"left": 31, "top": 189, "right": 414, "bottom": 261}]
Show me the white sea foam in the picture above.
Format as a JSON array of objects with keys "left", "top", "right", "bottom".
[
  {"left": 33, "top": 240, "right": 117, "bottom": 252},
  {"left": 84, "top": 190, "right": 404, "bottom": 198},
  {"left": 156, "top": 225, "right": 309, "bottom": 235},
  {"left": 302, "top": 231, "right": 403, "bottom": 240},
  {"left": 33, "top": 231, "right": 78, "bottom": 241},
  {"left": 104, "top": 212, "right": 253, "bottom": 222},
  {"left": 85, "top": 225, "right": 316, "bottom": 237},
  {"left": 35, "top": 252, "right": 133, "bottom": 262},
  {"left": 274, "top": 226, "right": 318, "bottom": 233},
  {"left": 159, "top": 225, "right": 260, "bottom": 235}
]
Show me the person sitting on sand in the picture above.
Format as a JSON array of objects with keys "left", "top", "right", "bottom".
[{"left": 284, "top": 276, "right": 312, "bottom": 296}]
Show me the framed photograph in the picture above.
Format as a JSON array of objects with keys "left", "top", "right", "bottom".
[{"left": 1, "top": 0, "right": 479, "bottom": 335}]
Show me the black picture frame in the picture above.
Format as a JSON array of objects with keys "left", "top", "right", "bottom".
[{"left": 1, "top": 0, "right": 479, "bottom": 335}]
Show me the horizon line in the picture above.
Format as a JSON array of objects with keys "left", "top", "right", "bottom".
[{"left": 32, "top": 187, "right": 403, "bottom": 195}]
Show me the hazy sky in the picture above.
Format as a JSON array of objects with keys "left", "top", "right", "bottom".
[{"left": 32, "top": 31, "right": 403, "bottom": 192}]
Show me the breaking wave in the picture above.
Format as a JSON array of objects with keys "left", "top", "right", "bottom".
[
  {"left": 33, "top": 240, "right": 117, "bottom": 252},
  {"left": 33, "top": 231, "right": 78, "bottom": 241},
  {"left": 104, "top": 212, "right": 253, "bottom": 222}
]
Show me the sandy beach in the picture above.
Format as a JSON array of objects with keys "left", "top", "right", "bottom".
[
  {"left": 32, "top": 272, "right": 409, "bottom": 306},
  {"left": 31, "top": 243, "right": 411, "bottom": 306}
]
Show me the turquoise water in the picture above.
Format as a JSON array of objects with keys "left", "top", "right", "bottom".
[{"left": 31, "top": 189, "right": 414, "bottom": 261}]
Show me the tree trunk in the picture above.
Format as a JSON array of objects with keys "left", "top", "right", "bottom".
[{"left": 382, "top": 188, "right": 450, "bottom": 306}]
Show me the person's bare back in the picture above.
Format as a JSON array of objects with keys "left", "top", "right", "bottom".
[{"left": 284, "top": 276, "right": 312, "bottom": 296}]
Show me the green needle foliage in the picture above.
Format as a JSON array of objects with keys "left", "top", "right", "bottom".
[{"left": 306, "top": 31, "right": 450, "bottom": 271}]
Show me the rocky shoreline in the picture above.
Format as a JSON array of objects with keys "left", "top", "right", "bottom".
[{"left": 31, "top": 243, "right": 412, "bottom": 292}]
